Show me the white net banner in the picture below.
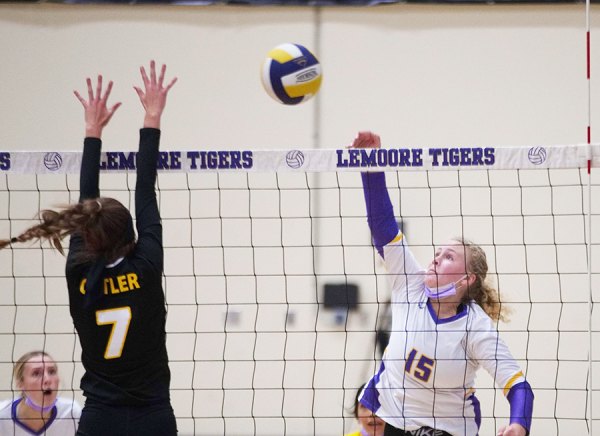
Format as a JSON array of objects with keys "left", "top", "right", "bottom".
[{"left": 2, "top": 144, "right": 599, "bottom": 174}]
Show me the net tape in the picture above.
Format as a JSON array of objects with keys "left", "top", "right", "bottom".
[{"left": 2, "top": 144, "right": 599, "bottom": 174}]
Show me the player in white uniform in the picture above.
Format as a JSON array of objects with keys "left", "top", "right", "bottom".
[
  {"left": 351, "top": 132, "right": 533, "bottom": 436},
  {"left": 0, "top": 351, "right": 81, "bottom": 436}
]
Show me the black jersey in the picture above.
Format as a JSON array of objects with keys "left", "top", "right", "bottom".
[{"left": 65, "top": 128, "right": 170, "bottom": 406}]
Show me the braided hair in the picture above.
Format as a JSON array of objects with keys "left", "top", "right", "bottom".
[{"left": 0, "top": 197, "right": 135, "bottom": 263}]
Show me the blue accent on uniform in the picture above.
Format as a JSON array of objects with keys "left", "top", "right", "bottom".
[
  {"left": 11, "top": 398, "right": 57, "bottom": 435},
  {"left": 468, "top": 393, "right": 482, "bottom": 432},
  {"left": 404, "top": 348, "right": 417, "bottom": 373},
  {"left": 507, "top": 380, "right": 534, "bottom": 433},
  {"left": 359, "top": 360, "right": 385, "bottom": 413},
  {"left": 426, "top": 300, "right": 469, "bottom": 324},
  {"left": 361, "top": 172, "right": 399, "bottom": 257}
]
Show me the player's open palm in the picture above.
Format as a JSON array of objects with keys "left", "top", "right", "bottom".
[
  {"left": 74, "top": 75, "right": 121, "bottom": 138},
  {"left": 497, "top": 423, "right": 527, "bottom": 436},
  {"left": 134, "top": 60, "right": 177, "bottom": 123},
  {"left": 349, "top": 131, "right": 381, "bottom": 149}
]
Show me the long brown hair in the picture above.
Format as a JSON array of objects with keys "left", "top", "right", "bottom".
[
  {"left": 0, "top": 197, "right": 135, "bottom": 263},
  {"left": 454, "top": 237, "right": 509, "bottom": 322}
]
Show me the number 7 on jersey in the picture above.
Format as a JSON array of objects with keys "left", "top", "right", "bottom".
[{"left": 96, "top": 307, "right": 132, "bottom": 359}]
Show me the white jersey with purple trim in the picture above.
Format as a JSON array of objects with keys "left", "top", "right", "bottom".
[
  {"left": 0, "top": 397, "right": 81, "bottom": 436},
  {"left": 360, "top": 233, "right": 525, "bottom": 436}
]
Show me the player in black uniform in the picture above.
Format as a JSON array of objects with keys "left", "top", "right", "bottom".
[{"left": 1, "top": 61, "right": 178, "bottom": 436}]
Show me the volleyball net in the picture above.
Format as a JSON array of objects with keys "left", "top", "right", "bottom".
[{"left": 0, "top": 143, "right": 598, "bottom": 435}]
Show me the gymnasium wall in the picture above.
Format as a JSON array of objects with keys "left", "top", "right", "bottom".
[{"left": 0, "top": 5, "right": 598, "bottom": 435}]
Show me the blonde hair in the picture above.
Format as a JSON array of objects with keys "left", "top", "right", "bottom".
[
  {"left": 453, "top": 237, "right": 509, "bottom": 322},
  {"left": 13, "top": 351, "right": 55, "bottom": 394}
]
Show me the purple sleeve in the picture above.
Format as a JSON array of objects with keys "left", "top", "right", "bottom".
[
  {"left": 507, "top": 381, "right": 534, "bottom": 434},
  {"left": 361, "top": 172, "right": 399, "bottom": 257}
]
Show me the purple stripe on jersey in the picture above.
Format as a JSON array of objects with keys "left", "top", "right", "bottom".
[
  {"left": 426, "top": 300, "right": 469, "bottom": 324},
  {"left": 359, "top": 361, "right": 385, "bottom": 413},
  {"left": 468, "top": 393, "right": 482, "bottom": 433},
  {"left": 507, "top": 381, "right": 534, "bottom": 432},
  {"left": 11, "top": 398, "right": 58, "bottom": 435},
  {"left": 361, "top": 172, "right": 399, "bottom": 257}
]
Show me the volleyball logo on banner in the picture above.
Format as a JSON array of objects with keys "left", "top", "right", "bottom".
[
  {"left": 43, "top": 152, "right": 63, "bottom": 171},
  {"left": 286, "top": 150, "right": 305, "bottom": 169},
  {"left": 527, "top": 146, "right": 547, "bottom": 165}
]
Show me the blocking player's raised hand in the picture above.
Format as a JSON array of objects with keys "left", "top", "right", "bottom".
[
  {"left": 134, "top": 60, "right": 177, "bottom": 130},
  {"left": 74, "top": 75, "right": 121, "bottom": 139}
]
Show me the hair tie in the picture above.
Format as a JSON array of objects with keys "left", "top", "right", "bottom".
[
  {"left": 96, "top": 199, "right": 102, "bottom": 211},
  {"left": 10, "top": 237, "right": 17, "bottom": 243}
]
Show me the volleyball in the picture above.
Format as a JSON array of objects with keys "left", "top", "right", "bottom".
[{"left": 261, "top": 43, "right": 322, "bottom": 105}]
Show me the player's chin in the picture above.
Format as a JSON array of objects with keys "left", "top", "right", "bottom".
[{"left": 423, "top": 274, "right": 437, "bottom": 287}]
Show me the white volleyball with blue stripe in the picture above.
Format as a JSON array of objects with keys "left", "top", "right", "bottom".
[{"left": 261, "top": 43, "right": 322, "bottom": 105}]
